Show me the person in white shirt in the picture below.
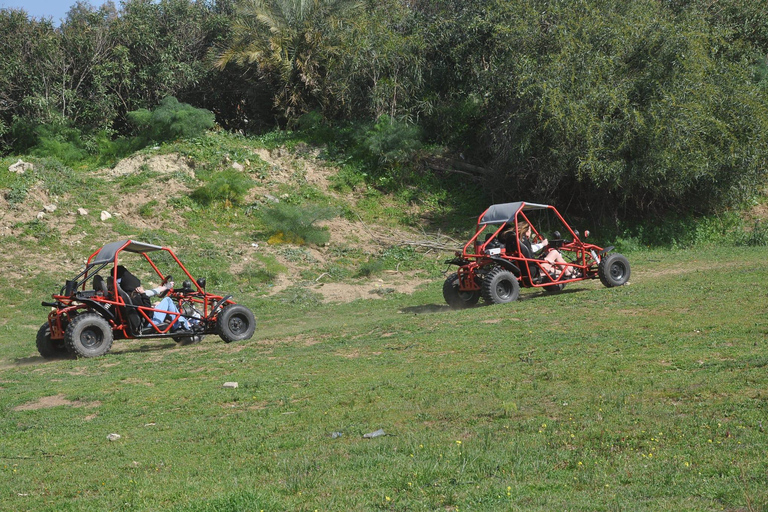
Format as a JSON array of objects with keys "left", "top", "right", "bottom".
[{"left": 117, "top": 266, "right": 193, "bottom": 331}]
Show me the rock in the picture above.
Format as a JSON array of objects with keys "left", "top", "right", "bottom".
[
  {"left": 43, "top": 204, "right": 57, "bottom": 213},
  {"left": 100, "top": 211, "right": 112, "bottom": 221},
  {"left": 36, "top": 212, "right": 45, "bottom": 220},
  {"left": 107, "top": 433, "right": 121, "bottom": 441},
  {"left": 264, "top": 194, "right": 279, "bottom": 203},
  {"left": 77, "top": 208, "right": 88, "bottom": 216},
  {"left": 223, "top": 382, "right": 239, "bottom": 389},
  {"left": 9, "top": 159, "right": 33, "bottom": 174},
  {"left": 232, "top": 162, "right": 245, "bottom": 172}
]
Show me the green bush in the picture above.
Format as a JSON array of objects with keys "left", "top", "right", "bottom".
[
  {"left": 127, "top": 96, "right": 215, "bottom": 144},
  {"left": 36, "top": 158, "right": 76, "bottom": 196},
  {"left": 259, "top": 202, "right": 337, "bottom": 246},
  {"left": 737, "top": 220, "right": 768, "bottom": 247},
  {"left": 360, "top": 115, "right": 422, "bottom": 166},
  {"left": 191, "top": 168, "right": 253, "bottom": 205}
]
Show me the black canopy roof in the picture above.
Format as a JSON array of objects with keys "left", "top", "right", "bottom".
[
  {"left": 89, "top": 240, "right": 164, "bottom": 266},
  {"left": 479, "top": 202, "right": 549, "bottom": 225}
]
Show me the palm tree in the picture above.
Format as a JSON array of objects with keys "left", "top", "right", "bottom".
[{"left": 215, "top": 0, "right": 361, "bottom": 122}]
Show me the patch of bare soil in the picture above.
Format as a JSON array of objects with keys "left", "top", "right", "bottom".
[
  {"left": 98, "top": 153, "right": 195, "bottom": 178},
  {"left": 313, "top": 271, "right": 429, "bottom": 303},
  {"left": 13, "top": 394, "right": 101, "bottom": 411}
]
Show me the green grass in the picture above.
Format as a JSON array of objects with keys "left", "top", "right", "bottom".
[{"left": 2, "top": 246, "right": 768, "bottom": 511}]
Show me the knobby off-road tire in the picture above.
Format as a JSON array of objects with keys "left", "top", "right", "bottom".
[
  {"left": 64, "top": 313, "right": 114, "bottom": 358},
  {"left": 598, "top": 253, "right": 631, "bottom": 287},
  {"left": 36, "top": 323, "right": 68, "bottom": 358},
  {"left": 481, "top": 267, "right": 520, "bottom": 305},
  {"left": 442, "top": 273, "right": 480, "bottom": 309},
  {"left": 217, "top": 304, "right": 256, "bottom": 343}
]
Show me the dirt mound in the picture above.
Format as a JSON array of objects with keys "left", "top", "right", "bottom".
[{"left": 1, "top": 148, "right": 438, "bottom": 303}]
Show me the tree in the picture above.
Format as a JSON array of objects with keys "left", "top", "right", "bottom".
[{"left": 214, "top": 0, "right": 362, "bottom": 123}]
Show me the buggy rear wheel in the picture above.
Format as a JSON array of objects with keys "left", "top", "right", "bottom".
[
  {"left": 443, "top": 273, "right": 480, "bottom": 309},
  {"left": 217, "top": 304, "right": 256, "bottom": 343},
  {"left": 482, "top": 267, "right": 520, "bottom": 305},
  {"left": 598, "top": 253, "right": 631, "bottom": 287},
  {"left": 64, "top": 313, "right": 114, "bottom": 358},
  {"left": 36, "top": 323, "right": 68, "bottom": 359}
]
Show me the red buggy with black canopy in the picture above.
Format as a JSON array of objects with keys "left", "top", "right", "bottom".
[
  {"left": 443, "top": 201, "right": 631, "bottom": 308},
  {"left": 37, "top": 240, "right": 256, "bottom": 358}
]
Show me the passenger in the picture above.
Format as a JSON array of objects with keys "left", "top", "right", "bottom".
[{"left": 116, "top": 265, "right": 193, "bottom": 331}]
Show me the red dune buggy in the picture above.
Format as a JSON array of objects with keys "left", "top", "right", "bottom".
[
  {"left": 443, "top": 201, "right": 630, "bottom": 308},
  {"left": 38, "top": 240, "right": 256, "bottom": 358}
]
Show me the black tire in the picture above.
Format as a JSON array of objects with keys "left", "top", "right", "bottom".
[
  {"left": 598, "top": 253, "right": 631, "bottom": 287},
  {"left": 174, "top": 334, "right": 205, "bottom": 346},
  {"left": 442, "top": 273, "right": 480, "bottom": 309},
  {"left": 543, "top": 283, "right": 565, "bottom": 293},
  {"left": 36, "top": 323, "right": 68, "bottom": 359},
  {"left": 217, "top": 304, "right": 256, "bottom": 343},
  {"left": 64, "top": 313, "right": 114, "bottom": 358},
  {"left": 481, "top": 267, "right": 520, "bottom": 305}
]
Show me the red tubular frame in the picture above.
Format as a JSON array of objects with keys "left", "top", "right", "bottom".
[
  {"left": 457, "top": 202, "right": 606, "bottom": 290},
  {"left": 47, "top": 240, "right": 235, "bottom": 340}
]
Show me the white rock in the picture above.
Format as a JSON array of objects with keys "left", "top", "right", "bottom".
[
  {"left": 107, "top": 433, "right": 121, "bottom": 441},
  {"left": 9, "top": 159, "right": 33, "bottom": 174},
  {"left": 36, "top": 212, "right": 45, "bottom": 220},
  {"left": 77, "top": 208, "right": 88, "bottom": 216},
  {"left": 100, "top": 211, "right": 112, "bottom": 221},
  {"left": 43, "top": 204, "right": 57, "bottom": 213},
  {"left": 223, "top": 382, "right": 239, "bottom": 389},
  {"left": 232, "top": 162, "right": 244, "bottom": 172}
]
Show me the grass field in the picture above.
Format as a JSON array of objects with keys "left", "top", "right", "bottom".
[{"left": 1, "top": 246, "right": 767, "bottom": 511}]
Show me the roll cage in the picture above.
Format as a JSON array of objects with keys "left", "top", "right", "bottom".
[
  {"left": 453, "top": 201, "right": 611, "bottom": 290},
  {"left": 46, "top": 239, "right": 233, "bottom": 341}
]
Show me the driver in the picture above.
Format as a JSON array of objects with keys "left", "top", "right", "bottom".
[
  {"left": 116, "top": 266, "right": 193, "bottom": 331},
  {"left": 514, "top": 221, "right": 579, "bottom": 278}
]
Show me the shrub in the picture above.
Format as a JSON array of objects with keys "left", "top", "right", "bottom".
[
  {"left": 127, "top": 96, "right": 215, "bottom": 144},
  {"left": 259, "top": 202, "right": 337, "bottom": 246},
  {"left": 191, "top": 168, "right": 253, "bottom": 206},
  {"left": 737, "top": 220, "right": 768, "bottom": 247},
  {"left": 360, "top": 115, "right": 422, "bottom": 166},
  {"left": 36, "top": 158, "right": 76, "bottom": 196}
]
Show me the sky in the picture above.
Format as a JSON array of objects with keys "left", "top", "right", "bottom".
[{"left": 0, "top": 0, "right": 79, "bottom": 24}]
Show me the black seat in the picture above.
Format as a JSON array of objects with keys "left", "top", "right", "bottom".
[
  {"left": 93, "top": 275, "right": 108, "bottom": 296},
  {"left": 116, "top": 284, "right": 142, "bottom": 335},
  {"left": 518, "top": 238, "right": 542, "bottom": 282}
]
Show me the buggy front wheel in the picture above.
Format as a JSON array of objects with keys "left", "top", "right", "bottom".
[
  {"left": 217, "top": 305, "right": 256, "bottom": 343},
  {"left": 64, "top": 313, "right": 114, "bottom": 358},
  {"left": 443, "top": 273, "right": 480, "bottom": 309},
  {"left": 598, "top": 253, "right": 631, "bottom": 287},
  {"left": 482, "top": 268, "right": 520, "bottom": 305}
]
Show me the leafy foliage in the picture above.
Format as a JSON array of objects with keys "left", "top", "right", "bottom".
[
  {"left": 127, "top": 96, "right": 215, "bottom": 144},
  {"left": 258, "top": 202, "right": 337, "bottom": 245},
  {"left": 191, "top": 167, "right": 254, "bottom": 205},
  {"left": 215, "top": 0, "right": 363, "bottom": 123},
  {"left": 2, "top": 0, "right": 768, "bottom": 220}
]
